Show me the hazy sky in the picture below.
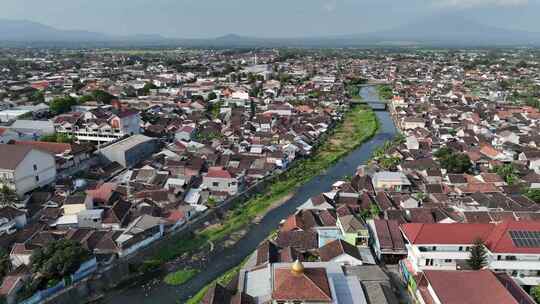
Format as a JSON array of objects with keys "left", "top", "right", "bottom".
[{"left": 0, "top": 0, "right": 537, "bottom": 38}]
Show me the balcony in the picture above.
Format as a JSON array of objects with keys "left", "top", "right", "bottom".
[{"left": 489, "top": 260, "right": 540, "bottom": 271}]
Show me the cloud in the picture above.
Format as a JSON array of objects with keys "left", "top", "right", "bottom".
[
  {"left": 323, "top": 0, "right": 338, "bottom": 12},
  {"left": 434, "top": 0, "right": 528, "bottom": 8}
]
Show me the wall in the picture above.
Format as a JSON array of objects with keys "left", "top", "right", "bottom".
[{"left": 13, "top": 149, "right": 56, "bottom": 196}]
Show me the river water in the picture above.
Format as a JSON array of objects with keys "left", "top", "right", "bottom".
[{"left": 102, "top": 85, "right": 397, "bottom": 303}]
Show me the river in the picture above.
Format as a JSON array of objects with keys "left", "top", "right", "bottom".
[{"left": 102, "top": 85, "right": 397, "bottom": 303}]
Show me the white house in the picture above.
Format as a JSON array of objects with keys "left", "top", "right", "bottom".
[
  {"left": 0, "top": 145, "right": 57, "bottom": 197},
  {"left": 202, "top": 167, "right": 239, "bottom": 195},
  {"left": 400, "top": 221, "right": 540, "bottom": 286}
]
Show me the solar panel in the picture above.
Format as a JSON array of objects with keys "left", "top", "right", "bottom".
[{"left": 509, "top": 230, "right": 540, "bottom": 248}]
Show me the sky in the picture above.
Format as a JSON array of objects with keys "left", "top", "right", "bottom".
[{"left": 0, "top": 0, "right": 538, "bottom": 38}]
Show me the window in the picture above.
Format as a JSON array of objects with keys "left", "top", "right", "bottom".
[
  {"left": 33, "top": 164, "right": 37, "bottom": 171},
  {"left": 505, "top": 256, "right": 517, "bottom": 261},
  {"left": 444, "top": 259, "right": 452, "bottom": 263},
  {"left": 426, "top": 259, "right": 434, "bottom": 266},
  {"left": 458, "top": 246, "right": 463, "bottom": 251},
  {"left": 212, "top": 182, "right": 219, "bottom": 187},
  {"left": 35, "top": 176, "right": 39, "bottom": 182}
]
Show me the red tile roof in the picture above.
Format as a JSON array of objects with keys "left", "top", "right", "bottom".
[
  {"left": 401, "top": 223, "right": 494, "bottom": 245},
  {"left": 422, "top": 270, "right": 518, "bottom": 304},
  {"left": 485, "top": 220, "right": 540, "bottom": 254},
  {"left": 206, "top": 167, "right": 232, "bottom": 179}
]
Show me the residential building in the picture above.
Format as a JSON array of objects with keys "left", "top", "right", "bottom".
[{"left": 0, "top": 144, "right": 57, "bottom": 197}]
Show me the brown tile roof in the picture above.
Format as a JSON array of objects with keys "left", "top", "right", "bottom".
[
  {"left": 272, "top": 266, "right": 332, "bottom": 302},
  {"left": 0, "top": 144, "right": 33, "bottom": 170},
  {"left": 319, "top": 239, "right": 361, "bottom": 261},
  {"left": 13, "top": 140, "right": 71, "bottom": 155},
  {"left": 275, "top": 231, "right": 318, "bottom": 252}
]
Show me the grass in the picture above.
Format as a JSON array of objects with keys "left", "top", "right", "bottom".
[
  {"left": 185, "top": 261, "right": 247, "bottom": 304},
  {"left": 182, "top": 106, "right": 379, "bottom": 303},
  {"left": 148, "top": 105, "right": 378, "bottom": 296},
  {"left": 154, "top": 106, "right": 378, "bottom": 258},
  {"left": 164, "top": 269, "right": 200, "bottom": 286}
]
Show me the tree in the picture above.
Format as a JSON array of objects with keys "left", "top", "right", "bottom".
[
  {"left": 29, "top": 90, "right": 44, "bottom": 104},
  {"left": 49, "top": 96, "right": 78, "bottom": 115},
  {"left": 141, "top": 83, "right": 157, "bottom": 96},
  {"left": 92, "top": 90, "right": 116, "bottom": 104},
  {"left": 493, "top": 164, "right": 519, "bottom": 185},
  {"left": 0, "top": 248, "right": 10, "bottom": 282},
  {"left": 207, "top": 92, "right": 217, "bottom": 101},
  {"left": 525, "top": 189, "right": 540, "bottom": 204},
  {"left": 30, "top": 240, "right": 90, "bottom": 285},
  {"left": 435, "top": 147, "right": 471, "bottom": 174},
  {"left": 467, "top": 238, "right": 488, "bottom": 270},
  {"left": 531, "top": 285, "right": 540, "bottom": 303},
  {"left": 0, "top": 186, "right": 19, "bottom": 207}
]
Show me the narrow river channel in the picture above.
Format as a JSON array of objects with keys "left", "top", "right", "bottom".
[{"left": 102, "top": 85, "right": 397, "bottom": 304}]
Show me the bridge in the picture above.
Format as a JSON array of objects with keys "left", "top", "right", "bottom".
[{"left": 350, "top": 99, "right": 389, "bottom": 111}]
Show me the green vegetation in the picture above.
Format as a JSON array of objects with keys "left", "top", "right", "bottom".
[
  {"left": 530, "top": 285, "right": 540, "bottom": 303},
  {"left": 150, "top": 106, "right": 378, "bottom": 288},
  {"left": 0, "top": 186, "right": 19, "bottom": 206},
  {"left": 467, "top": 238, "right": 488, "bottom": 270},
  {"left": 434, "top": 147, "right": 472, "bottom": 174},
  {"left": 164, "top": 269, "right": 199, "bottom": 286},
  {"left": 39, "top": 133, "right": 74, "bottom": 143},
  {"left": 377, "top": 85, "right": 393, "bottom": 100},
  {"left": 19, "top": 240, "right": 90, "bottom": 298},
  {"left": 49, "top": 96, "right": 78, "bottom": 115},
  {"left": 185, "top": 262, "right": 246, "bottom": 304},
  {"left": 361, "top": 204, "right": 381, "bottom": 219},
  {"left": 141, "top": 83, "right": 158, "bottom": 96},
  {"left": 0, "top": 248, "right": 10, "bottom": 283},
  {"left": 207, "top": 92, "right": 217, "bottom": 101},
  {"left": 492, "top": 164, "right": 519, "bottom": 185},
  {"left": 525, "top": 189, "right": 540, "bottom": 204},
  {"left": 79, "top": 90, "right": 117, "bottom": 104},
  {"left": 370, "top": 133, "right": 405, "bottom": 170}
]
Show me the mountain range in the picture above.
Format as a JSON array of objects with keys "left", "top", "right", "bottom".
[{"left": 1, "top": 15, "right": 539, "bottom": 47}]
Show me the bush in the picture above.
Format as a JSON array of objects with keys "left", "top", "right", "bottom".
[
  {"left": 30, "top": 239, "right": 90, "bottom": 286},
  {"left": 163, "top": 269, "right": 199, "bottom": 286}
]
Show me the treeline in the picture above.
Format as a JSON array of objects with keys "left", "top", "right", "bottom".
[{"left": 49, "top": 90, "right": 116, "bottom": 115}]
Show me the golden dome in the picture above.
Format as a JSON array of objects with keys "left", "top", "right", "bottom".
[{"left": 291, "top": 259, "right": 304, "bottom": 275}]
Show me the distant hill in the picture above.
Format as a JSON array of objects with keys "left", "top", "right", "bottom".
[
  {"left": 0, "top": 19, "right": 168, "bottom": 43},
  {"left": 360, "top": 14, "right": 540, "bottom": 46},
  {"left": 1, "top": 15, "right": 540, "bottom": 47}
]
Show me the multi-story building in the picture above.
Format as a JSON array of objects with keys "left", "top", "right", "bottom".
[
  {"left": 0, "top": 144, "right": 57, "bottom": 197},
  {"left": 400, "top": 221, "right": 540, "bottom": 286},
  {"left": 54, "top": 109, "right": 141, "bottom": 143}
]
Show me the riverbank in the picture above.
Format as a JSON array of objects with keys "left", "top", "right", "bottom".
[
  {"left": 101, "top": 86, "right": 396, "bottom": 304},
  {"left": 184, "top": 105, "right": 379, "bottom": 303},
  {"left": 148, "top": 105, "right": 378, "bottom": 271}
]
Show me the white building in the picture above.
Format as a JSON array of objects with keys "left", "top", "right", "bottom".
[
  {"left": 400, "top": 221, "right": 540, "bottom": 286},
  {"left": 0, "top": 145, "right": 57, "bottom": 197},
  {"left": 54, "top": 110, "right": 142, "bottom": 143},
  {"left": 202, "top": 167, "right": 239, "bottom": 195}
]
